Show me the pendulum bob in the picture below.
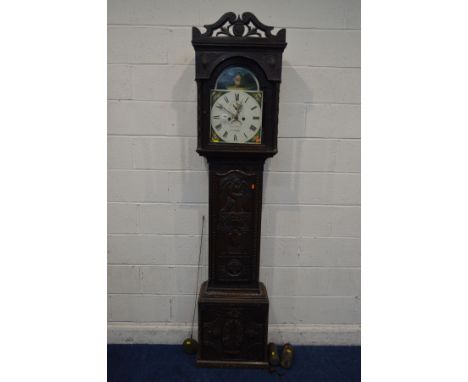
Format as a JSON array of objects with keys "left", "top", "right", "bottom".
[{"left": 182, "top": 338, "right": 198, "bottom": 355}]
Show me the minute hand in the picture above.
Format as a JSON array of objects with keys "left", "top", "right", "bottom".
[{"left": 221, "top": 105, "right": 237, "bottom": 117}]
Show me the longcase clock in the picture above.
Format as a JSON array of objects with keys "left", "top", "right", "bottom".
[{"left": 192, "top": 12, "right": 287, "bottom": 368}]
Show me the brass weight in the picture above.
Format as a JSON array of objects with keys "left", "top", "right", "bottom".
[
  {"left": 280, "top": 343, "right": 294, "bottom": 369},
  {"left": 268, "top": 342, "right": 280, "bottom": 366}
]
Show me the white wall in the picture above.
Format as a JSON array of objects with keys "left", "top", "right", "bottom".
[{"left": 108, "top": 0, "right": 360, "bottom": 345}]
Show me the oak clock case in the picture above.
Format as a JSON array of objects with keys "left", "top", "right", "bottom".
[{"left": 192, "top": 12, "right": 286, "bottom": 368}]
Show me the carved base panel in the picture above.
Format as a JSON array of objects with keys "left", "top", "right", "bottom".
[{"left": 197, "top": 281, "right": 269, "bottom": 368}]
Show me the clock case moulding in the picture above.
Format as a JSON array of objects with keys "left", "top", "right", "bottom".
[{"left": 192, "top": 12, "right": 286, "bottom": 368}]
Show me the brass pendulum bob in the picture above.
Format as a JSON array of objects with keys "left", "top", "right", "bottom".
[{"left": 183, "top": 337, "right": 198, "bottom": 355}]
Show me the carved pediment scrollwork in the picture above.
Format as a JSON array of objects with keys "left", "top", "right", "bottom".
[{"left": 193, "top": 12, "right": 285, "bottom": 41}]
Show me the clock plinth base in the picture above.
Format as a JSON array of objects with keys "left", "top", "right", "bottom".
[{"left": 197, "top": 281, "right": 269, "bottom": 368}]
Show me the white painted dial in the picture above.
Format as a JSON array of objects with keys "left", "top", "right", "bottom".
[{"left": 210, "top": 90, "right": 262, "bottom": 144}]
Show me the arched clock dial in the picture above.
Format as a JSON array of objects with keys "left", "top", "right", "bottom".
[{"left": 210, "top": 90, "right": 262, "bottom": 144}]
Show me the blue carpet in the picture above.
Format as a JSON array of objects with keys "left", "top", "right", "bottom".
[{"left": 108, "top": 344, "right": 360, "bottom": 382}]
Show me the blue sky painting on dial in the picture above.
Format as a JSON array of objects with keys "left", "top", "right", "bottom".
[{"left": 215, "top": 66, "right": 259, "bottom": 91}]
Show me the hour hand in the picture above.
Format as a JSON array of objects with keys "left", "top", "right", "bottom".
[
  {"left": 234, "top": 102, "right": 243, "bottom": 116},
  {"left": 233, "top": 103, "right": 242, "bottom": 120}
]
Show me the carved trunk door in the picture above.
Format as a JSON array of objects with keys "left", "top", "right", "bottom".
[{"left": 209, "top": 160, "right": 264, "bottom": 288}]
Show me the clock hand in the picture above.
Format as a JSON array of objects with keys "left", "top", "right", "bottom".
[
  {"left": 233, "top": 102, "right": 242, "bottom": 121},
  {"left": 235, "top": 103, "right": 243, "bottom": 119},
  {"left": 221, "top": 105, "right": 236, "bottom": 118}
]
